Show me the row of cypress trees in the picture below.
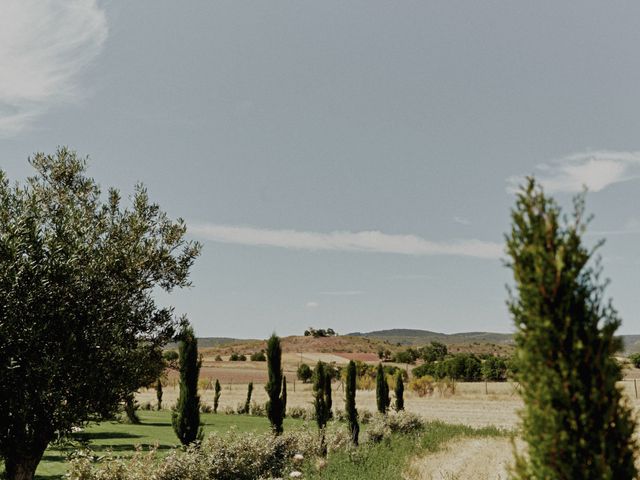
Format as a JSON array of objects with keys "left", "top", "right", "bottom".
[
  {"left": 169, "top": 327, "right": 407, "bottom": 447},
  {"left": 376, "top": 363, "right": 404, "bottom": 414}
]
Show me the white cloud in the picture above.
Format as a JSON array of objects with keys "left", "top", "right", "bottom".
[
  {"left": 318, "top": 291, "right": 364, "bottom": 296},
  {"left": 0, "top": 0, "right": 107, "bottom": 135},
  {"left": 189, "top": 224, "right": 502, "bottom": 259},
  {"left": 507, "top": 150, "right": 640, "bottom": 194},
  {"left": 305, "top": 301, "right": 319, "bottom": 308},
  {"left": 453, "top": 216, "right": 471, "bottom": 226}
]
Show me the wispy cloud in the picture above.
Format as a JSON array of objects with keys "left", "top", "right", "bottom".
[
  {"left": 305, "top": 301, "right": 319, "bottom": 308},
  {"left": 507, "top": 150, "right": 640, "bottom": 194},
  {"left": 189, "top": 224, "right": 502, "bottom": 259},
  {"left": 588, "top": 217, "right": 640, "bottom": 237},
  {"left": 318, "top": 290, "right": 364, "bottom": 296},
  {"left": 453, "top": 216, "right": 471, "bottom": 226},
  {"left": 388, "top": 274, "right": 435, "bottom": 280},
  {"left": 0, "top": 0, "right": 107, "bottom": 135}
]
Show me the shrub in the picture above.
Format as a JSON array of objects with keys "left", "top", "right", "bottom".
[
  {"left": 222, "top": 406, "right": 235, "bottom": 415},
  {"left": 200, "top": 403, "right": 213, "bottom": 414},
  {"left": 629, "top": 353, "right": 640, "bottom": 369},
  {"left": 229, "top": 352, "right": 247, "bottom": 361},
  {"left": 365, "top": 411, "right": 424, "bottom": 443},
  {"left": 420, "top": 341, "right": 448, "bottom": 362},
  {"left": 435, "top": 377, "right": 456, "bottom": 397},
  {"left": 214, "top": 354, "right": 223, "bottom": 362},
  {"left": 250, "top": 351, "right": 266, "bottom": 362},
  {"left": 392, "top": 348, "right": 419, "bottom": 364},
  {"left": 408, "top": 375, "right": 435, "bottom": 397},
  {"left": 287, "top": 406, "right": 314, "bottom": 421},
  {"left": 68, "top": 429, "right": 353, "bottom": 480},
  {"left": 250, "top": 401, "right": 266, "bottom": 417},
  {"left": 297, "top": 363, "right": 313, "bottom": 383},
  {"left": 481, "top": 356, "right": 508, "bottom": 382}
]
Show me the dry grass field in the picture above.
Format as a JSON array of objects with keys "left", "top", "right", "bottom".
[
  {"left": 143, "top": 349, "right": 640, "bottom": 431},
  {"left": 137, "top": 344, "right": 640, "bottom": 479}
]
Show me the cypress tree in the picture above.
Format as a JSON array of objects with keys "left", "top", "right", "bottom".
[
  {"left": 242, "top": 382, "right": 253, "bottom": 414},
  {"left": 313, "top": 361, "right": 332, "bottom": 456},
  {"left": 156, "top": 379, "right": 163, "bottom": 411},
  {"left": 376, "top": 363, "right": 390, "bottom": 414},
  {"left": 345, "top": 360, "right": 359, "bottom": 446},
  {"left": 507, "top": 178, "right": 638, "bottom": 479},
  {"left": 123, "top": 393, "right": 140, "bottom": 424},
  {"left": 394, "top": 372, "right": 404, "bottom": 412},
  {"left": 265, "top": 334, "right": 285, "bottom": 434},
  {"left": 281, "top": 377, "right": 287, "bottom": 418},
  {"left": 171, "top": 323, "right": 203, "bottom": 445},
  {"left": 213, "top": 379, "right": 221, "bottom": 414},
  {"left": 324, "top": 370, "right": 333, "bottom": 420}
]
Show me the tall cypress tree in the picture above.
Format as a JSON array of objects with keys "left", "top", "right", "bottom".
[
  {"left": 281, "top": 377, "right": 287, "bottom": 418},
  {"left": 171, "top": 323, "right": 203, "bottom": 445},
  {"left": 313, "top": 361, "right": 332, "bottom": 456},
  {"left": 376, "top": 363, "right": 390, "bottom": 414},
  {"left": 156, "top": 379, "right": 163, "bottom": 411},
  {"left": 507, "top": 178, "right": 638, "bottom": 479},
  {"left": 213, "top": 379, "right": 221, "bottom": 414},
  {"left": 242, "top": 382, "right": 253, "bottom": 414},
  {"left": 345, "top": 360, "right": 359, "bottom": 446},
  {"left": 265, "top": 334, "right": 285, "bottom": 434},
  {"left": 394, "top": 372, "right": 404, "bottom": 412}
]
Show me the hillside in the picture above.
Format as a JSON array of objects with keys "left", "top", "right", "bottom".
[
  {"left": 347, "top": 328, "right": 640, "bottom": 354},
  {"left": 346, "top": 328, "right": 514, "bottom": 346}
]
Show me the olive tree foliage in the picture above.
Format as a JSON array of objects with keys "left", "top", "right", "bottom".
[
  {"left": 506, "top": 178, "right": 638, "bottom": 479},
  {"left": 0, "top": 149, "right": 200, "bottom": 479}
]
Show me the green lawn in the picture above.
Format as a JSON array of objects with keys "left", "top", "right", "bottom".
[{"left": 35, "top": 411, "right": 306, "bottom": 479}]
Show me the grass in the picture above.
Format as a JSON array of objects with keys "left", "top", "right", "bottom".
[
  {"left": 302, "top": 421, "right": 506, "bottom": 480},
  {"left": 34, "top": 411, "right": 305, "bottom": 479},
  {"left": 29, "top": 412, "right": 508, "bottom": 480}
]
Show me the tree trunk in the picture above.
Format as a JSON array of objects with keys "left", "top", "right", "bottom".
[{"left": 4, "top": 447, "right": 47, "bottom": 480}]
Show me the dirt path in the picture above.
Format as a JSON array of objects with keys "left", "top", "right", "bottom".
[{"left": 406, "top": 437, "right": 516, "bottom": 480}]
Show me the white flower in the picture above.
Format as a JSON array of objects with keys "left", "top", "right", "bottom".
[
  {"left": 289, "top": 471, "right": 303, "bottom": 478},
  {"left": 71, "top": 426, "right": 83, "bottom": 433},
  {"left": 293, "top": 453, "right": 304, "bottom": 462}
]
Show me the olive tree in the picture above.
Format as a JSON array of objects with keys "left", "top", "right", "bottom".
[{"left": 0, "top": 149, "right": 200, "bottom": 479}]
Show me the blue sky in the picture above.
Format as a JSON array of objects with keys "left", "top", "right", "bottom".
[{"left": 1, "top": 1, "right": 639, "bottom": 337}]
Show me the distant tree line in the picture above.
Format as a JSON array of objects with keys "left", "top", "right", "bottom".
[{"left": 304, "top": 327, "right": 337, "bottom": 337}]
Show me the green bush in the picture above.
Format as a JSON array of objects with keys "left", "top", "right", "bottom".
[
  {"left": 250, "top": 351, "right": 266, "bottom": 361},
  {"left": 229, "top": 352, "right": 246, "bottom": 361},
  {"left": 629, "top": 353, "right": 640, "bottom": 369},
  {"left": 481, "top": 356, "right": 508, "bottom": 382}
]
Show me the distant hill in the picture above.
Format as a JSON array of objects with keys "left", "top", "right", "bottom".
[
  {"left": 346, "top": 328, "right": 514, "bottom": 346},
  {"left": 166, "top": 330, "right": 639, "bottom": 355},
  {"left": 622, "top": 335, "right": 640, "bottom": 354},
  {"left": 347, "top": 328, "right": 640, "bottom": 354}
]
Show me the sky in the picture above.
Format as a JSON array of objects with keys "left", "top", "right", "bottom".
[{"left": 1, "top": 1, "right": 639, "bottom": 337}]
